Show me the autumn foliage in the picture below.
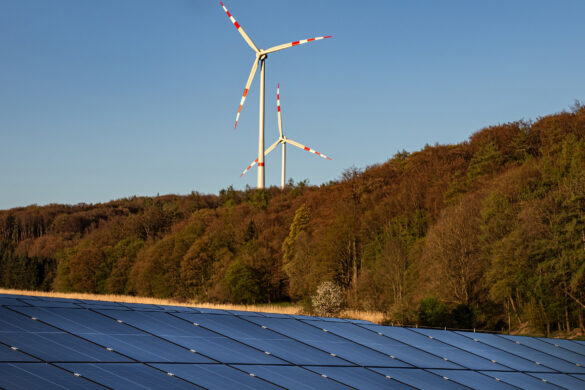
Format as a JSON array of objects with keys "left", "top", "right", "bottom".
[{"left": 2, "top": 104, "right": 585, "bottom": 335}]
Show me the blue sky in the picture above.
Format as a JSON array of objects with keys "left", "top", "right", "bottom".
[{"left": 1, "top": 0, "right": 584, "bottom": 209}]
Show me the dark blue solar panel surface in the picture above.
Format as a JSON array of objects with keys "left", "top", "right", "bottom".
[
  {"left": 457, "top": 331, "right": 585, "bottom": 374},
  {"left": 232, "top": 364, "right": 352, "bottom": 390},
  {"left": 304, "top": 319, "right": 460, "bottom": 369},
  {"left": 303, "top": 366, "right": 415, "bottom": 390},
  {"left": 0, "top": 363, "right": 105, "bottom": 390},
  {"left": 57, "top": 363, "right": 201, "bottom": 389},
  {"left": 12, "top": 306, "right": 211, "bottom": 363},
  {"left": 0, "top": 307, "right": 129, "bottom": 362},
  {"left": 174, "top": 312, "right": 347, "bottom": 365},
  {"left": 244, "top": 316, "right": 408, "bottom": 367},
  {"left": 429, "top": 369, "right": 518, "bottom": 390},
  {"left": 370, "top": 368, "right": 469, "bottom": 390},
  {"left": 538, "top": 337, "right": 585, "bottom": 356},
  {"left": 152, "top": 363, "right": 280, "bottom": 389},
  {"left": 500, "top": 334, "right": 585, "bottom": 367},
  {"left": 2, "top": 293, "right": 584, "bottom": 390},
  {"left": 479, "top": 371, "right": 563, "bottom": 390},
  {"left": 0, "top": 343, "right": 39, "bottom": 362},
  {"left": 411, "top": 327, "right": 553, "bottom": 372},
  {"left": 361, "top": 324, "right": 509, "bottom": 370},
  {"left": 101, "top": 309, "right": 285, "bottom": 364},
  {"left": 529, "top": 372, "right": 585, "bottom": 388}
]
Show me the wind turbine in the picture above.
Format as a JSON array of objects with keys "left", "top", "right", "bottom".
[
  {"left": 240, "top": 84, "right": 332, "bottom": 189},
  {"left": 219, "top": 2, "right": 331, "bottom": 189}
]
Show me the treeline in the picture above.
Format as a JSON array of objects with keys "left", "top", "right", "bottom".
[{"left": 2, "top": 104, "right": 585, "bottom": 336}]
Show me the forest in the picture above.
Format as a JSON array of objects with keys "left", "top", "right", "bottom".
[{"left": 2, "top": 104, "right": 585, "bottom": 336}]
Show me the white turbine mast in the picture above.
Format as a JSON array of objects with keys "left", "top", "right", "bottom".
[
  {"left": 240, "top": 84, "right": 332, "bottom": 189},
  {"left": 220, "top": 2, "right": 331, "bottom": 189}
]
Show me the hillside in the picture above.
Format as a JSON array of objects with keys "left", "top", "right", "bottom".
[{"left": 2, "top": 104, "right": 585, "bottom": 336}]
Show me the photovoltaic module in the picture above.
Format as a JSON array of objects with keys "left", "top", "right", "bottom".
[{"left": 1, "top": 293, "right": 584, "bottom": 389}]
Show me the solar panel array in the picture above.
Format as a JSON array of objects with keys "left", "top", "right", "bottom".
[{"left": 1, "top": 293, "right": 585, "bottom": 389}]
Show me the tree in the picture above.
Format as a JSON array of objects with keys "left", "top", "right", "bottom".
[{"left": 312, "top": 281, "right": 345, "bottom": 316}]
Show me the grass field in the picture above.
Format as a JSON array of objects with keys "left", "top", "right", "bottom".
[{"left": 0, "top": 288, "right": 385, "bottom": 324}]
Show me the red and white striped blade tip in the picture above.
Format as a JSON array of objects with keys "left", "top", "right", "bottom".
[{"left": 240, "top": 158, "right": 259, "bottom": 177}]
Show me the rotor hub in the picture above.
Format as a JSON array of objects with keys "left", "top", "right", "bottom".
[{"left": 259, "top": 53, "right": 268, "bottom": 61}]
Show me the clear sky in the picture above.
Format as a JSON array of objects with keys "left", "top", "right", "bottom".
[{"left": 1, "top": 0, "right": 584, "bottom": 209}]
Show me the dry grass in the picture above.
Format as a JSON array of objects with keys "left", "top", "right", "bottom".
[
  {"left": 340, "top": 309, "right": 385, "bottom": 324},
  {"left": 0, "top": 288, "right": 384, "bottom": 323}
]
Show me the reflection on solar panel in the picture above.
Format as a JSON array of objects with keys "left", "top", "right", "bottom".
[{"left": 1, "top": 293, "right": 584, "bottom": 390}]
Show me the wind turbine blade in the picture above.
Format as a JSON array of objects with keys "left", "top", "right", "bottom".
[
  {"left": 220, "top": 2, "right": 259, "bottom": 53},
  {"left": 277, "top": 83, "right": 283, "bottom": 138},
  {"left": 240, "top": 140, "right": 281, "bottom": 177},
  {"left": 263, "top": 35, "right": 332, "bottom": 55},
  {"left": 265, "top": 139, "right": 281, "bottom": 156},
  {"left": 286, "top": 138, "right": 332, "bottom": 160},
  {"left": 235, "top": 58, "right": 259, "bottom": 129}
]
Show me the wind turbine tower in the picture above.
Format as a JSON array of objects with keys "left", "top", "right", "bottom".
[
  {"left": 220, "top": 2, "right": 331, "bottom": 188},
  {"left": 240, "top": 84, "right": 332, "bottom": 189}
]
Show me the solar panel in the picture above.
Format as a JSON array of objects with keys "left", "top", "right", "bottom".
[
  {"left": 457, "top": 331, "right": 585, "bottom": 374},
  {"left": 152, "top": 363, "right": 281, "bottom": 389},
  {"left": 361, "top": 325, "right": 509, "bottom": 370},
  {"left": 1, "top": 292, "right": 584, "bottom": 389},
  {"left": 244, "top": 316, "right": 407, "bottom": 367},
  {"left": 528, "top": 372, "right": 585, "bottom": 388},
  {"left": 173, "top": 313, "right": 347, "bottom": 365},
  {"left": 479, "top": 371, "right": 563, "bottom": 390},
  {"left": 303, "top": 320, "right": 459, "bottom": 369},
  {"left": 11, "top": 307, "right": 212, "bottom": 363},
  {"left": 499, "top": 334, "right": 585, "bottom": 367},
  {"left": 303, "top": 366, "right": 414, "bottom": 390},
  {"left": 101, "top": 309, "right": 286, "bottom": 364},
  {"left": 370, "top": 368, "right": 469, "bottom": 390},
  {"left": 0, "top": 307, "right": 130, "bottom": 362},
  {"left": 411, "top": 327, "right": 554, "bottom": 372},
  {"left": 537, "top": 337, "right": 585, "bottom": 357},
  {"left": 20, "top": 299, "right": 80, "bottom": 308},
  {"left": 0, "top": 297, "right": 31, "bottom": 307},
  {"left": 429, "top": 369, "right": 518, "bottom": 390},
  {"left": 0, "top": 343, "right": 39, "bottom": 362},
  {"left": 232, "top": 364, "right": 351, "bottom": 390},
  {"left": 56, "top": 363, "right": 201, "bottom": 389},
  {"left": 0, "top": 363, "right": 104, "bottom": 390}
]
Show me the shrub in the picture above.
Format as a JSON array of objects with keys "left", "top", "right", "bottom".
[
  {"left": 417, "top": 296, "right": 448, "bottom": 327},
  {"left": 312, "top": 281, "right": 345, "bottom": 316}
]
